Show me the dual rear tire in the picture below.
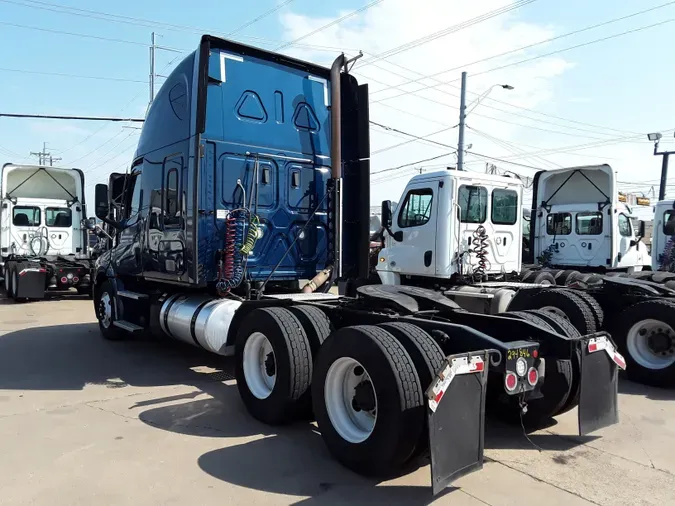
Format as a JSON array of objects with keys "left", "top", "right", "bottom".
[{"left": 234, "top": 307, "right": 444, "bottom": 478}]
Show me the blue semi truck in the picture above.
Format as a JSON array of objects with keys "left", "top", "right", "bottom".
[{"left": 90, "top": 35, "right": 620, "bottom": 494}]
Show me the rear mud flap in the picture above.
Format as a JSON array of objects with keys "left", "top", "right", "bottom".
[
  {"left": 426, "top": 351, "right": 490, "bottom": 496},
  {"left": 577, "top": 334, "right": 622, "bottom": 436}
]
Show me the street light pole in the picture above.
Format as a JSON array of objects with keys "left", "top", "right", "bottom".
[
  {"left": 456, "top": 73, "right": 513, "bottom": 171},
  {"left": 648, "top": 132, "right": 675, "bottom": 201},
  {"left": 457, "top": 72, "right": 467, "bottom": 171}
]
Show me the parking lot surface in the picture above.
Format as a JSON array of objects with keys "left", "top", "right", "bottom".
[{"left": 1, "top": 295, "right": 674, "bottom": 505}]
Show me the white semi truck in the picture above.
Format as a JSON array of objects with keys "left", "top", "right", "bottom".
[
  {"left": 0, "top": 163, "right": 93, "bottom": 300},
  {"left": 375, "top": 167, "right": 675, "bottom": 387}
]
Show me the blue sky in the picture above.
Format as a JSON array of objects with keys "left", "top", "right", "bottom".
[{"left": 0, "top": 0, "right": 674, "bottom": 210}]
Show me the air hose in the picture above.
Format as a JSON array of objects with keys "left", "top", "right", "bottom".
[
  {"left": 471, "top": 225, "right": 490, "bottom": 281},
  {"left": 28, "top": 227, "right": 50, "bottom": 257}
]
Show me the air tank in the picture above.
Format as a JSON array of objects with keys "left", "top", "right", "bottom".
[{"left": 159, "top": 294, "right": 242, "bottom": 355}]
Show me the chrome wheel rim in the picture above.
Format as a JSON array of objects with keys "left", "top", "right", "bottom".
[{"left": 99, "top": 292, "right": 112, "bottom": 329}]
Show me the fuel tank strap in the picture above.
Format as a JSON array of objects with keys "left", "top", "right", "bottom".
[{"left": 189, "top": 299, "right": 212, "bottom": 349}]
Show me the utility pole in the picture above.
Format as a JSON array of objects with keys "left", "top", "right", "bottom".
[
  {"left": 29, "top": 142, "right": 61, "bottom": 166},
  {"left": 149, "top": 32, "right": 156, "bottom": 106},
  {"left": 456, "top": 71, "right": 467, "bottom": 171}
]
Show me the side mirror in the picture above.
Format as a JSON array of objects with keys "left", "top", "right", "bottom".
[
  {"left": 665, "top": 219, "right": 675, "bottom": 236},
  {"left": 94, "top": 184, "right": 110, "bottom": 220},
  {"left": 639, "top": 220, "right": 646, "bottom": 238},
  {"left": 381, "top": 200, "right": 393, "bottom": 229},
  {"left": 81, "top": 217, "right": 97, "bottom": 230}
]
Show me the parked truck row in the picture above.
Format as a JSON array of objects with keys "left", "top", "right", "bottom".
[{"left": 74, "top": 35, "right": 623, "bottom": 495}]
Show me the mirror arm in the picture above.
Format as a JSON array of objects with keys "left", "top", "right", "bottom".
[{"left": 100, "top": 216, "right": 122, "bottom": 230}]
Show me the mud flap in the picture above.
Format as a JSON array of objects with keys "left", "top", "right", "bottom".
[
  {"left": 577, "top": 334, "right": 623, "bottom": 436},
  {"left": 426, "top": 351, "right": 490, "bottom": 496}
]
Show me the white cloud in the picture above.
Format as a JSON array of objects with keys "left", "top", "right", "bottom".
[
  {"left": 277, "top": 0, "right": 667, "bottom": 204},
  {"left": 277, "top": 0, "right": 582, "bottom": 203}
]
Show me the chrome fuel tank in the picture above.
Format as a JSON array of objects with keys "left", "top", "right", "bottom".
[{"left": 159, "top": 294, "right": 242, "bottom": 355}]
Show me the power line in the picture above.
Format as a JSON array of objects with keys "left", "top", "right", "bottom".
[
  {"left": 355, "top": 0, "right": 538, "bottom": 69},
  {"left": 377, "top": 14, "right": 675, "bottom": 103},
  {"left": 0, "top": 67, "right": 146, "bottom": 83},
  {"left": 0, "top": 0, "right": 354, "bottom": 53},
  {"left": 0, "top": 113, "right": 145, "bottom": 122},
  {"left": 371, "top": 152, "right": 456, "bottom": 176},
  {"left": 369, "top": 1, "right": 675, "bottom": 98},
  {"left": 227, "top": 0, "right": 297, "bottom": 36},
  {"left": 370, "top": 120, "right": 456, "bottom": 153},
  {"left": 0, "top": 21, "right": 154, "bottom": 47},
  {"left": 275, "top": 0, "right": 384, "bottom": 51}
]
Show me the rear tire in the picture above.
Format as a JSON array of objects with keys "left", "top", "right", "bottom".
[
  {"left": 378, "top": 322, "right": 445, "bottom": 465},
  {"left": 5, "top": 265, "right": 14, "bottom": 298},
  {"left": 508, "top": 289, "right": 597, "bottom": 335},
  {"left": 613, "top": 300, "right": 675, "bottom": 387},
  {"left": 235, "top": 307, "right": 313, "bottom": 425},
  {"left": 312, "top": 325, "right": 424, "bottom": 477},
  {"left": 520, "top": 309, "right": 581, "bottom": 338},
  {"left": 531, "top": 271, "right": 556, "bottom": 285},
  {"left": 555, "top": 269, "right": 581, "bottom": 286},
  {"left": 288, "top": 305, "right": 333, "bottom": 419},
  {"left": 564, "top": 289, "right": 604, "bottom": 329}
]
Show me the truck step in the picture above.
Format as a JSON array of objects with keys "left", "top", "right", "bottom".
[
  {"left": 117, "top": 290, "right": 149, "bottom": 300},
  {"left": 112, "top": 320, "right": 144, "bottom": 332}
]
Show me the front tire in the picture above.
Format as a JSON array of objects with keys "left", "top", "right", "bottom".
[
  {"left": 95, "top": 281, "right": 125, "bottom": 341},
  {"left": 312, "top": 325, "right": 424, "bottom": 478}
]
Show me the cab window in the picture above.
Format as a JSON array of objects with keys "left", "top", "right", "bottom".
[
  {"left": 576, "top": 212, "right": 603, "bottom": 235},
  {"left": 664, "top": 210, "right": 675, "bottom": 235},
  {"left": 458, "top": 185, "right": 487, "bottom": 223},
  {"left": 45, "top": 207, "right": 72, "bottom": 228},
  {"left": 12, "top": 206, "right": 40, "bottom": 226},
  {"left": 398, "top": 188, "right": 433, "bottom": 228},
  {"left": 491, "top": 189, "right": 518, "bottom": 225},
  {"left": 546, "top": 213, "right": 571, "bottom": 235},
  {"left": 124, "top": 173, "right": 142, "bottom": 220},
  {"left": 618, "top": 214, "right": 631, "bottom": 237}
]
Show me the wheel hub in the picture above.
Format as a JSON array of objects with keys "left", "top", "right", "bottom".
[
  {"left": 352, "top": 380, "right": 376, "bottom": 412},
  {"left": 627, "top": 318, "right": 675, "bottom": 369},
  {"left": 264, "top": 352, "right": 276, "bottom": 376},
  {"left": 647, "top": 331, "right": 674, "bottom": 356}
]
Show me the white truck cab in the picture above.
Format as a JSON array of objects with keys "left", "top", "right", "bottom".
[
  {"left": 651, "top": 199, "right": 675, "bottom": 271},
  {"left": 1, "top": 164, "right": 86, "bottom": 269},
  {"left": 377, "top": 170, "right": 523, "bottom": 285},
  {"left": 529, "top": 164, "right": 650, "bottom": 272}
]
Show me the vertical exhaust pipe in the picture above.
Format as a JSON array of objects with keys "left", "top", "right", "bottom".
[{"left": 330, "top": 54, "right": 346, "bottom": 278}]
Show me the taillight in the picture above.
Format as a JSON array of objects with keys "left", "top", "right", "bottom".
[
  {"left": 505, "top": 371, "right": 518, "bottom": 391},
  {"left": 73, "top": 277, "right": 79, "bottom": 283},
  {"left": 527, "top": 367, "right": 539, "bottom": 386},
  {"left": 60, "top": 276, "right": 68, "bottom": 284}
]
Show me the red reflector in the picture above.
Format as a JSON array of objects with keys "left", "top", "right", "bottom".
[
  {"left": 39, "top": 268, "right": 46, "bottom": 273},
  {"left": 589, "top": 342, "right": 598, "bottom": 353},
  {"left": 474, "top": 360, "right": 485, "bottom": 372},
  {"left": 60, "top": 277, "right": 68, "bottom": 283},
  {"left": 527, "top": 368, "right": 539, "bottom": 386},
  {"left": 434, "top": 391, "right": 444, "bottom": 404},
  {"left": 505, "top": 372, "right": 517, "bottom": 391},
  {"left": 532, "top": 349, "right": 539, "bottom": 359}
]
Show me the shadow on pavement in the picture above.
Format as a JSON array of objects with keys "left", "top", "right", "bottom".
[
  {"left": 0, "top": 322, "right": 229, "bottom": 392},
  {"left": 618, "top": 378, "right": 675, "bottom": 401}
]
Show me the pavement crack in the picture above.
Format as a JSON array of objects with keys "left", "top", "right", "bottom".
[
  {"left": 541, "top": 429, "right": 673, "bottom": 477},
  {"left": 485, "top": 456, "right": 602, "bottom": 505}
]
